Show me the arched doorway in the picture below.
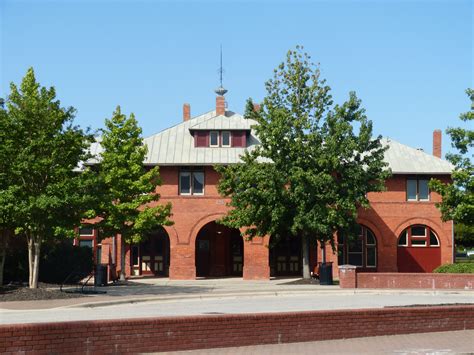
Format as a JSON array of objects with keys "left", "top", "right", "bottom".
[
  {"left": 130, "top": 227, "right": 170, "bottom": 276},
  {"left": 269, "top": 235, "right": 302, "bottom": 277},
  {"left": 397, "top": 225, "right": 441, "bottom": 272},
  {"left": 195, "top": 221, "right": 243, "bottom": 277}
]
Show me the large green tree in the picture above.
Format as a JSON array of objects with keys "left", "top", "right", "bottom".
[
  {"left": 430, "top": 89, "right": 473, "bottom": 227},
  {"left": 90, "top": 107, "right": 172, "bottom": 281},
  {"left": 2, "top": 68, "right": 95, "bottom": 288},
  {"left": 217, "top": 48, "right": 390, "bottom": 278}
]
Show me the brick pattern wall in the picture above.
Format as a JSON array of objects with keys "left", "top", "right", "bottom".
[
  {"left": 357, "top": 272, "right": 474, "bottom": 289},
  {"left": 1, "top": 306, "right": 473, "bottom": 354}
]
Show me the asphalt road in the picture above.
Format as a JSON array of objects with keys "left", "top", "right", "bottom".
[{"left": 1, "top": 291, "right": 473, "bottom": 325}]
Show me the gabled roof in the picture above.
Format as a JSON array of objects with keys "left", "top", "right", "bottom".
[
  {"left": 87, "top": 108, "right": 452, "bottom": 174},
  {"left": 142, "top": 110, "right": 259, "bottom": 165},
  {"left": 189, "top": 114, "right": 253, "bottom": 130},
  {"left": 381, "top": 138, "right": 453, "bottom": 174}
]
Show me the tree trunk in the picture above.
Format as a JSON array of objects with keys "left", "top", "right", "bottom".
[
  {"left": 30, "top": 238, "right": 41, "bottom": 289},
  {"left": 320, "top": 241, "right": 326, "bottom": 264},
  {"left": 27, "top": 235, "right": 34, "bottom": 287},
  {"left": 0, "top": 230, "right": 8, "bottom": 286},
  {"left": 119, "top": 237, "right": 126, "bottom": 281},
  {"left": 301, "top": 234, "right": 310, "bottom": 279}
]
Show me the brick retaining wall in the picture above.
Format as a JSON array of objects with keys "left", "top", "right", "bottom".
[
  {"left": 1, "top": 306, "right": 473, "bottom": 354},
  {"left": 338, "top": 265, "right": 474, "bottom": 289}
]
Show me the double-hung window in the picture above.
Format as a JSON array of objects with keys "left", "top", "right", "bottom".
[
  {"left": 221, "top": 131, "right": 231, "bottom": 147},
  {"left": 407, "top": 178, "right": 430, "bottom": 201},
  {"left": 179, "top": 169, "right": 205, "bottom": 195},
  {"left": 210, "top": 131, "right": 219, "bottom": 147}
]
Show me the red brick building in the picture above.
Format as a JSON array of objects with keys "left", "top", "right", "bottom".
[{"left": 77, "top": 94, "right": 453, "bottom": 280}]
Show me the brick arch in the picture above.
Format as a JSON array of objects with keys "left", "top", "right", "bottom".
[
  {"left": 162, "top": 225, "right": 179, "bottom": 247},
  {"left": 188, "top": 213, "right": 228, "bottom": 246},
  {"left": 394, "top": 217, "right": 447, "bottom": 246},
  {"left": 356, "top": 218, "right": 382, "bottom": 246}
]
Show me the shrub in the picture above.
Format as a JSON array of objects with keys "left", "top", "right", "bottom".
[{"left": 434, "top": 263, "right": 474, "bottom": 273}]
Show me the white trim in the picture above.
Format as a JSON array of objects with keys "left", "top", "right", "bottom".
[
  {"left": 221, "top": 131, "right": 231, "bottom": 147},
  {"left": 210, "top": 131, "right": 219, "bottom": 147}
]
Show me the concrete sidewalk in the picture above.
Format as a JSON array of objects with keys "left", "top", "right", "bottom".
[
  {"left": 1, "top": 277, "right": 473, "bottom": 311},
  {"left": 162, "top": 330, "right": 474, "bottom": 354}
]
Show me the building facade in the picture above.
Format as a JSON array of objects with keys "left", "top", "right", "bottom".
[{"left": 76, "top": 94, "right": 453, "bottom": 280}]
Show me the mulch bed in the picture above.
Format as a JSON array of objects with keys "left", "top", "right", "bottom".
[{"left": 0, "top": 283, "right": 87, "bottom": 302}]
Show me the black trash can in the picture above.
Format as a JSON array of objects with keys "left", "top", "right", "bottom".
[
  {"left": 94, "top": 264, "right": 107, "bottom": 287},
  {"left": 318, "top": 262, "right": 333, "bottom": 285}
]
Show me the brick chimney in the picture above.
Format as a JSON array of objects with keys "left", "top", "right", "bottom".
[
  {"left": 433, "top": 129, "right": 442, "bottom": 158},
  {"left": 253, "top": 103, "right": 261, "bottom": 112},
  {"left": 216, "top": 96, "right": 226, "bottom": 116},
  {"left": 183, "top": 103, "right": 190, "bottom": 122}
]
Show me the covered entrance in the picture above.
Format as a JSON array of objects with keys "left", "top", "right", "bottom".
[
  {"left": 195, "top": 221, "right": 243, "bottom": 277},
  {"left": 269, "top": 235, "right": 302, "bottom": 277},
  {"left": 131, "top": 227, "right": 170, "bottom": 276}
]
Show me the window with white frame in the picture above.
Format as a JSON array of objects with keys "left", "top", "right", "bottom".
[
  {"left": 179, "top": 169, "right": 204, "bottom": 195},
  {"left": 398, "top": 225, "right": 440, "bottom": 248},
  {"left": 210, "top": 131, "right": 219, "bottom": 147},
  {"left": 337, "top": 225, "right": 377, "bottom": 268},
  {"left": 221, "top": 131, "right": 231, "bottom": 147},
  {"left": 407, "top": 178, "right": 430, "bottom": 201}
]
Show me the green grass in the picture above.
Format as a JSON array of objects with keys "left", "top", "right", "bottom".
[{"left": 434, "top": 263, "right": 474, "bottom": 273}]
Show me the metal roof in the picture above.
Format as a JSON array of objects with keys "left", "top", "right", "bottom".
[{"left": 87, "top": 109, "right": 452, "bottom": 174}]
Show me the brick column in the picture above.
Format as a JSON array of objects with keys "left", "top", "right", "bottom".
[
  {"left": 243, "top": 238, "right": 270, "bottom": 280},
  {"left": 338, "top": 265, "right": 358, "bottom": 288}
]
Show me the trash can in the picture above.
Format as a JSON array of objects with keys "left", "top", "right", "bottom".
[
  {"left": 94, "top": 264, "right": 107, "bottom": 287},
  {"left": 318, "top": 262, "right": 333, "bottom": 285}
]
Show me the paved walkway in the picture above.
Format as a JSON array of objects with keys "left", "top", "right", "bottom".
[
  {"left": 161, "top": 330, "right": 474, "bottom": 354},
  {"left": 1, "top": 286, "right": 473, "bottom": 324}
]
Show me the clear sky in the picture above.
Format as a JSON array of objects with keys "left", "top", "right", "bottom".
[{"left": 1, "top": 0, "right": 472, "bottom": 156}]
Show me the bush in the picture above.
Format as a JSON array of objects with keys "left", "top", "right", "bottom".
[
  {"left": 434, "top": 263, "right": 474, "bottom": 273},
  {"left": 3, "top": 239, "right": 93, "bottom": 285}
]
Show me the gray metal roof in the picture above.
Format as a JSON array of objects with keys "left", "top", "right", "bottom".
[
  {"left": 381, "top": 138, "right": 453, "bottom": 174},
  {"left": 189, "top": 114, "right": 253, "bottom": 130},
  {"left": 87, "top": 109, "right": 452, "bottom": 174}
]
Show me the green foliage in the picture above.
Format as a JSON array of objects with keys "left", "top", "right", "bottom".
[
  {"left": 217, "top": 47, "right": 390, "bottom": 250},
  {"left": 429, "top": 89, "right": 473, "bottom": 226},
  {"left": 0, "top": 68, "right": 96, "bottom": 287},
  {"left": 3, "top": 240, "right": 93, "bottom": 284},
  {"left": 90, "top": 107, "right": 172, "bottom": 279},
  {"left": 455, "top": 223, "right": 474, "bottom": 248},
  {"left": 434, "top": 262, "right": 474, "bottom": 273}
]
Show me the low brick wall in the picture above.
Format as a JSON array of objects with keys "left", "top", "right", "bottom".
[
  {"left": 357, "top": 273, "right": 474, "bottom": 289},
  {"left": 1, "top": 306, "right": 473, "bottom": 354},
  {"left": 338, "top": 265, "right": 474, "bottom": 289}
]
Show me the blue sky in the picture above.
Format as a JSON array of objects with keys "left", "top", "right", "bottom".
[{"left": 1, "top": 0, "right": 472, "bottom": 156}]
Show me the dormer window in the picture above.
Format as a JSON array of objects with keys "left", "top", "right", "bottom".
[
  {"left": 221, "top": 131, "right": 231, "bottom": 147},
  {"left": 210, "top": 131, "right": 219, "bottom": 147}
]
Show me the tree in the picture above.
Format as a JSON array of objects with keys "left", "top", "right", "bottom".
[
  {"left": 0, "top": 103, "right": 15, "bottom": 285},
  {"left": 217, "top": 47, "right": 390, "bottom": 279},
  {"left": 91, "top": 106, "right": 172, "bottom": 281},
  {"left": 2, "top": 68, "right": 95, "bottom": 288},
  {"left": 454, "top": 223, "right": 474, "bottom": 248},
  {"left": 430, "top": 89, "right": 473, "bottom": 227}
]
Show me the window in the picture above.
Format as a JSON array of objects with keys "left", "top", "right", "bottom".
[
  {"left": 407, "top": 178, "right": 430, "bottom": 201},
  {"left": 210, "top": 131, "right": 219, "bottom": 147},
  {"left": 79, "top": 227, "right": 94, "bottom": 236},
  {"left": 337, "top": 225, "right": 377, "bottom": 268},
  {"left": 398, "top": 225, "right": 440, "bottom": 248},
  {"left": 179, "top": 169, "right": 205, "bottom": 195},
  {"left": 221, "top": 131, "right": 231, "bottom": 147},
  {"left": 79, "top": 239, "right": 93, "bottom": 248}
]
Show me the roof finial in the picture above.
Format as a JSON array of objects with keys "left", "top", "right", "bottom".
[{"left": 215, "top": 45, "right": 228, "bottom": 96}]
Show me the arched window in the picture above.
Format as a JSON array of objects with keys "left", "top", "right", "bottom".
[
  {"left": 398, "top": 225, "right": 440, "bottom": 248},
  {"left": 337, "top": 225, "right": 377, "bottom": 268}
]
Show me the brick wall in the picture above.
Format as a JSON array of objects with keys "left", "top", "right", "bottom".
[
  {"left": 339, "top": 269, "right": 474, "bottom": 289},
  {"left": 1, "top": 306, "right": 473, "bottom": 353}
]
